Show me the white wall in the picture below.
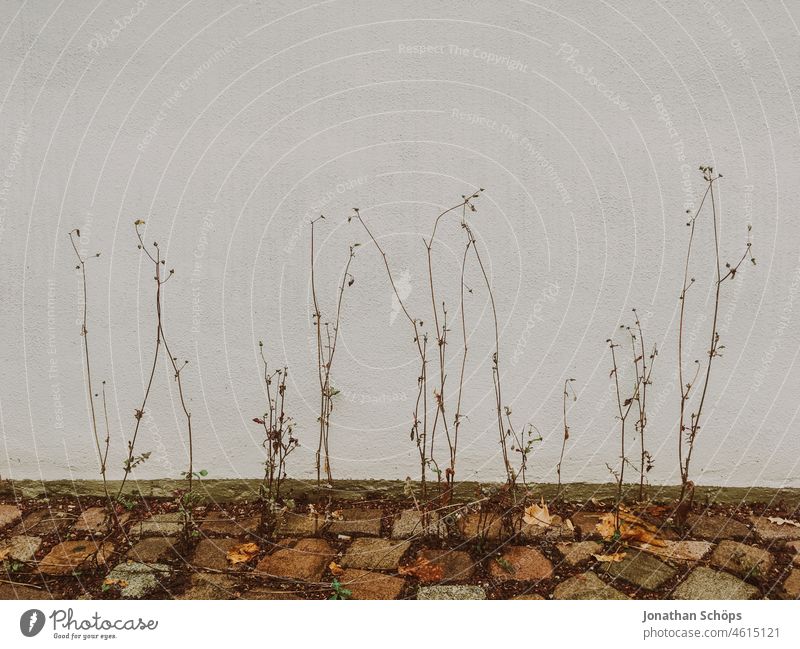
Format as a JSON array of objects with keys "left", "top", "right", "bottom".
[{"left": 1, "top": 0, "right": 799, "bottom": 488}]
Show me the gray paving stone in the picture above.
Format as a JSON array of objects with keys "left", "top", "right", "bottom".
[
  {"left": 0, "top": 535, "right": 41, "bottom": 562},
  {"left": 132, "top": 513, "right": 185, "bottom": 538},
  {"left": 711, "top": 540, "right": 773, "bottom": 579},
  {"left": 672, "top": 566, "right": 760, "bottom": 600},
  {"left": 104, "top": 561, "right": 172, "bottom": 599},
  {"left": 602, "top": 549, "right": 676, "bottom": 590},
  {"left": 417, "top": 585, "right": 486, "bottom": 600},
  {"left": 327, "top": 509, "right": 383, "bottom": 536},
  {"left": 391, "top": 510, "right": 446, "bottom": 539},
  {"left": 553, "top": 572, "right": 629, "bottom": 600}
]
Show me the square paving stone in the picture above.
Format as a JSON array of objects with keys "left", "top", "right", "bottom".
[
  {"left": 72, "top": 507, "right": 111, "bottom": 535},
  {"left": 39, "top": 540, "right": 114, "bottom": 575},
  {"left": 710, "top": 540, "right": 773, "bottom": 579},
  {"left": 417, "top": 585, "right": 486, "bottom": 600},
  {"left": 416, "top": 549, "right": 476, "bottom": 582},
  {"left": 458, "top": 511, "right": 503, "bottom": 541},
  {"left": 277, "top": 512, "right": 322, "bottom": 536},
  {"left": 14, "top": 510, "right": 74, "bottom": 537},
  {"left": 0, "top": 504, "right": 22, "bottom": 530},
  {"left": 177, "top": 573, "right": 238, "bottom": 599},
  {"left": 391, "top": 510, "right": 446, "bottom": 539},
  {"left": 241, "top": 586, "right": 301, "bottom": 600},
  {"left": 520, "top": 515, "right": 574, "bottom": 541},
  {"left": 0, "top": 535, "right": 42, "bottom": 562},
  {"left": 132, "top": 513, "right": 185, "bottom": 538},
  {"left": 0, "top": 581, "right": 54, "bottom": 599},
  {"left": 638, "top": 540, "right": 713, "bottom": 563},
  {"left": 782, "top": 569, "right": 800, "bottom": 599},
  {"left": 571, "top": 512, "right": 604, "bottom": 539},
  {"left": 490, "top": 546, "right": 554, "bottom": 582},
  {"left": 750, "top": 516, "right": 800, "bottom": 542},
  {"left": 686, "top": 513, "right": 750, "bottom": 540},
  {"left": 191, "top": 538, "right": 245, "bottom": 571},
  {"left": 556, "top": 541, "right": 602, "bottom": 566},
  {"left": 341, "top": 537, "right": 411, "bottom": 571},
  {"left": 553, "top": 572, "right": 629, "bottom": 600},
  {"left": 339, "top": 568, "right": 405, "bottom": 599},
  {"left": 672, "top": 566, "right": 760, "bottom": 600},
  {"left": 602, "top": 549, "right": 676, "bottom": 590},
  {"left": 125, "top": 537, "right": 183, "bottom": 564},
  {"left": 327, "top": 509, "right": 383, "bottom": 536},
  {"left": 104, "top": 561, "right": 171, "bottom": 599},
  {"left": 199, "top": 514, "right": 259, "bottom": 537},
  {"left": 254, "top": 538, "right": 334, "bottom": 582}
]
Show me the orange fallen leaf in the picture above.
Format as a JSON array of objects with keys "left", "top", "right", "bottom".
[
  {"left": 523, "top": 498, "right": 553, "bottom": 527},
  {"left": 767, "top": 517, "right": 800, "bottom": 528},
  {"left": 596, "top": 509, "right": 666, "bottom": 547},
  {"left": 226, "top": 542, "right": 260, "bottom": 565},
  {"left": 398, "top": 558, "right": 444, "bottom": 583},
  {"left": 329, "top": 561, "right": 345, "bottom": 576}
]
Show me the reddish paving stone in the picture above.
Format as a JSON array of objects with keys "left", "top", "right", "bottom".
[
  {"left": 782, "top": 569, "right": 800, "bottom": 599},
  {"left": 490, "top": 546, "right": 553, "bottom": 582},
  {"left": 0, "top": 504, "right": 22, "bottom": 530},
  {"left": 72, "top": 507, "right": 113, "bottom": 535},
  {"left": 458, "top": 511, "right": 503, "bottom": 541},
  {"left": 126, "top": 537, "right": 183, "bottom": 564},
  {"left": 38, "top": 540, "right": 113, "bottom": 575},
  {"left": 341, "top": 538, "right": 411, "bottom": 571},
  {"left": 571, "top": 512, "right": 604, "bottom": 539},
  {"left": 339, "top": 568, "right": 405, "bottom": 599},
  {"left": 554, "top": 572, "right": 628, "bottom": 600},
  {"left": 191, "top": 538, "right": 245, "bottom": 571},
  {"left": 199, "top": 515, "right": 259, "bottom": 537},
  {"left": 0, "top": 535, "right": 42, "bottom": 562},
  {"left": 14, "top": 509, "right": 74, "bottom": 536},
  {"left": 556, "top": 541, "right": 602, "bottom": 566},
  {"left": 327, "top": 509, "right": 383, "bottom": 536},
  {"left": 711, "top": 540, "right": 773, "bottom": 579},
  {"left": 0, "top": 581, "right": 54, "bottom": 600},
  {"left": 177, "top": 573, "right": 238, "bottom": 600},
  {"left": 277, "top": 512, "right": 322, "bottom": 536},
  {"left": 686, "top": 513, "right": 750, "bottom": 541},
  {"left": 751, "top": 516, "right": 800, "bottom": 542},
  {"left": 254, "top": 538, "right": 334, "bottom": 582},
  {"left": 673, "top": 566, "right": 759, "bottom": 600},
  {"left": 416, "top": 549, "right": 476, "bottom": 582}
]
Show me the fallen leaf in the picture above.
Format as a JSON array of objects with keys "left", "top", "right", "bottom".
[
  {"left": 596, "top": 509, "right": 667, "bottom": 547},
  {"left": 767, "top": 517, "right": 800, "bottom": 528},
  {"left": 523, "top": 498, "right": 553, "bottom": 527},
  {"left": 103, "top": 577, "right": 129, "bottom": 589},
  {"left": 398, "top": 558, "right": 444, "bottom": 583},
  {"left": 329, "top": 561, "right": 345, "bottom": 576},
  {"left": 226, "top": 542, "right": 259, "bottom": 565},
  {"left": 593, "top": 552, "right": 626, "bottom": 563},
  {"left": 330, "top": 510, "right": 344, "bottom": 521}
]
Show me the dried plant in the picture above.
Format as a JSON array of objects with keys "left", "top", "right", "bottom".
[
  {"left": 555, "top": 378, "right": 577, "bottom": 502},
  {"left": 677, "top": 167, "right": 755, "bottom": 499},
  {"left": 254, "top": 341, "right": 298, "bottom": 533},
  {"left": 68, "top": 230, "right": 112, "bottom": 514},
  {"left": 310, "top": 216, "right": 356, "bottom": 487},
  {"left": 628, "top": 310, "right": 657, "bottom": 502}
]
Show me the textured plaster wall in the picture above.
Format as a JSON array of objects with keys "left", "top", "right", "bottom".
[{"left": 1, "top": 0, "right": 799, "bottom": 487}]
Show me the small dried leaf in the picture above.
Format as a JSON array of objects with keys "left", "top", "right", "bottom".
[
  {"left": 226, "top": 542, "right": 259, "bottom": 565},
  {"left": 329, "top": 561, "right": 345, "bottom": 576},
  {"left": 522, "top": 498, "right": 552, "bottom": 528},
  {"left": 767, "top": 517, "right": 800, "bottom": 528},
  {"left": 398, "top": 558, "right": 444, "bottom": 583}
]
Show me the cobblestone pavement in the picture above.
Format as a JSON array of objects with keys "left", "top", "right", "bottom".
[{"left": 1, "top": 500, "right": 798, "bottom": 600}]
